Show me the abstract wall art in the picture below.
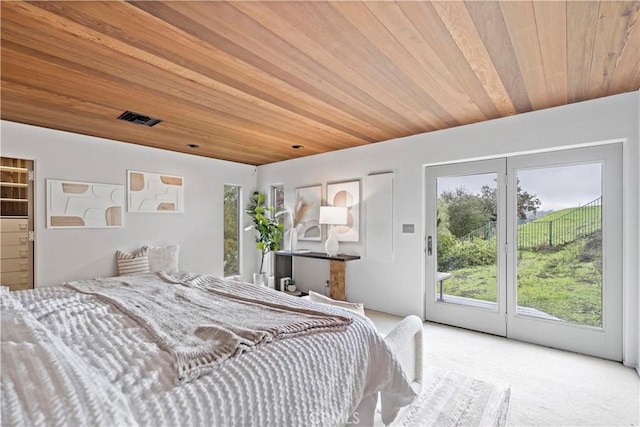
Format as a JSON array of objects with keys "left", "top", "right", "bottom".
[
  {"left": 47, "top": 179, "right": 124, "bottom": 228},
  {"left": 327, "top": 179, "right": 360, "bottom": 242},
  {"left": 128, "top": 170, "right": 184, "bottom": 213},
  {"left": 294, "top": 185, "right": 322, "bottom": 241}
]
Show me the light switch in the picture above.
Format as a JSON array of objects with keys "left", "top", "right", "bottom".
[{"left": 402, "top": 224, "right": 415, "bottom": 233}]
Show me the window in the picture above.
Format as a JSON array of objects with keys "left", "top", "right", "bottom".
[
  {"left": 223, "top": 185, "right": 241, "bottom": 277},
  {"left": 271, "top": 184, "right": 285, "bottom": 241},
  {"left": 272, "top": 185, "right": 285, "bottom": 215}
]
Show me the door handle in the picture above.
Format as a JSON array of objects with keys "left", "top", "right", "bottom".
[{"left": 427, "top": 236, "right": 433, "bottom": 256}]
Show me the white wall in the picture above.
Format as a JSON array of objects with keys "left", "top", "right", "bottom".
[
  {"left": 258, "top": 91, "right": 640, "bottom": 369},
  {"left": 1, "top": 121, "right": 258, "bottom": 285}
]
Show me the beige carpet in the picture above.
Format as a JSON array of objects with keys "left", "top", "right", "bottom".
[
  {"left": 368, "top": 309, "right": 639, "bottom": 427},
  {"left": 394, "top": 365, "right": 510, "bottom": 426}
]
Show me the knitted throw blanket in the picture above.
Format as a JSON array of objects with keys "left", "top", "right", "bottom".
[{"left": 66, "top": 274, "right": 351, "bottom": 383}]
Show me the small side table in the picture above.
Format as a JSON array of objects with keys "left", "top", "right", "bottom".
[{"left": 274, "top": 251, "right": 361, "bottom": 301}]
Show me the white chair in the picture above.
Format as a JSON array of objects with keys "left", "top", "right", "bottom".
[
  {"left": 384, "top": 315, "right": 423, "bottom": 389},
  {"left": 303, "top": 292, "right": 423, "bottom": 405},
  {"left": 374, "top": 315, "right": 424, "bottom": 426}
]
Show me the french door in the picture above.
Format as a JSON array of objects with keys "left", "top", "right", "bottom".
[
  {"left": 425, "top": 159, "right": 507, "bottom": 336},
  {"left": 424, "top": 145, "right": 622, "bottom": 360}
]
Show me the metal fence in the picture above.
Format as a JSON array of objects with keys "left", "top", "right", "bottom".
[
  {"left": 459, "top": 196, "right": 602, "bottom": 249},
  {"left": 517, "top": 197, "right": 601, "bottom": 249},
  {"left": 459, "top": 220, "right": 496, "bottom": 242}
]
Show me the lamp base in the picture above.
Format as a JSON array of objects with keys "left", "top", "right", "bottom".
[{"left": 325, "top": 226, "right": 339, "bottom": 257}]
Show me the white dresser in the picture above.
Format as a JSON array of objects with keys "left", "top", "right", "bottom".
[{"left": 1, "top": 218, "right": 31, "bottom": 290}]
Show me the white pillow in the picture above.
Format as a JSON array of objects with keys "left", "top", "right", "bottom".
[
  {"left": 308, "top": 290, "right": 365, "bottom": 317},
  {"left": 144, "top": 244, "right": 179, "bottom": 273},
  {"left": 116, "top": 247, "right": 150, "bottom": 276}
]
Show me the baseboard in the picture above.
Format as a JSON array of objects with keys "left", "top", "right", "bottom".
[{"left": 624, "top": 360, "right": 640, "bottom": 377}]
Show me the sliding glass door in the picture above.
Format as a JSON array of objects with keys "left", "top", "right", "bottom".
[{"left": 425, "top": 145, "right": 622, "bottom": 360}]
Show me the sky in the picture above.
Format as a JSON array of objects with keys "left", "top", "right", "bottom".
[{"left": 437, "top": 163, "right": 602, "bottom": 212}]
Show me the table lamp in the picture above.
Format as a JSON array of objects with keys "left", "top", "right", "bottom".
[{"left": 319, "top": 206, "right": 348, "bottom": 257}]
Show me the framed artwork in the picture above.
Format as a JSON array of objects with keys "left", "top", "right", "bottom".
[
  {"left": 128, "top": 170, "right": 184, "bottom": 213},
  {"left": 294, "top": 185, "right": 322, "bottom": 241},
  {"left": 47, "top": 179, "right": 124, "bottom": 228},
  {"left": 326, "top": 179, "right": 360, "bottom": 242}
]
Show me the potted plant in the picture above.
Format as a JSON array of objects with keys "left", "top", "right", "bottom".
[
  {"left": 286, "top": 279, "right": 297, "bottom": 293},
  {"left": 245, "top": 192, "right": 283, "bottom": 285},
  {"left": 273, "top": 198, "right": 310, "bottom": 252}
]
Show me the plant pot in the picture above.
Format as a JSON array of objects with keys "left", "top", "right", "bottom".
[
  {"left": 253, "top": 273, "right": 266, "bottom": 286},
  {"left": 287, "top": 284, "right": 297, "bottom": 292}
]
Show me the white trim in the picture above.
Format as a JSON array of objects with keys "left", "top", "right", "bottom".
[
  {"left": 622, "top": 136, "right": 640, "bottom": 368},
  {"left": 423, "top": 138, "right": 625, "bottom": 168}
]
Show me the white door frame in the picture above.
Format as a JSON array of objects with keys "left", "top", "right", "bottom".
[
  {"left": 424, "top": 159, "right": 507, "bottom": 336},
  {"left": 506, "top": 144, "right": 622, "bottom": 360}
]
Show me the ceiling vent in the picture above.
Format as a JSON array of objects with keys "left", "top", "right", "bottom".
[{"left": 117, "top": 111, "right": 162, "bottom": 127}]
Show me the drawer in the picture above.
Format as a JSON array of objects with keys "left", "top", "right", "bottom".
[
  {"left": 1, "top": 271, "right": 28, "bottom": 287},
  {"left": 1, "top": 258, "right": 28, "bottom": 273},
  {"left": 1, "top": 245, "right": 28, "bottom": 260},
  {"left": 1, "top": 232, "right": 28, "bottom": 246},
  {"left": 0, "top": 219, "right": 28, "bottom": 232}
]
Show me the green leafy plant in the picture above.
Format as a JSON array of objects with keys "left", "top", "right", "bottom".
[
  {"left": 245, "top": 192, "right": 283, "bottom": 274},
  {"left": 438, "top": 237, "right": 497, "bottom": 271}
]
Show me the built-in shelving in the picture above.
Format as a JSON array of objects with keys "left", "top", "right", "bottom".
[
  {"left": 0, "top": 166, "right": 28, "bottom": 173},
  {"left": 0, "top": 182, "right": 29, "bottom": 188},
  {"left": 1, "top": 159, "right": 29, "bottom": 217},
  {"left": 1, "top": 157, "right": 34, "bottom": 291},
  {"left": 0, "top": 198, "right": 28, "bottom": 203}
]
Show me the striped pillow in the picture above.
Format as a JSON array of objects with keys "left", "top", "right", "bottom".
[{"left": 116, "top": 247, "right": 150, "bottom": 276}]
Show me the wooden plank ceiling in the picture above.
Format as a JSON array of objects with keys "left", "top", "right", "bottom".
[{"left": 1, "top": 1, "right": 639, "bottom": 166}]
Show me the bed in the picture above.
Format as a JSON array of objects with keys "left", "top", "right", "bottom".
[{"left": 1, "top": 272, "right": 416, "bottom": 426}]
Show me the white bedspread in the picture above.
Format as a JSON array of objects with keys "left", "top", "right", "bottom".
[
  {"left": 1, "top": 273, "right": 416, "bottom": 426},
  {"left": 0, "top": 287, "right": 137, "bottom": 427},
  {"left": 65, "top": 273, "right": 352, "bottom": 384}
]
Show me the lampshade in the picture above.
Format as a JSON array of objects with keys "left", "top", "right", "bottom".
[{"left": 319, "top": 206, "right": 348, "bottom": 225}]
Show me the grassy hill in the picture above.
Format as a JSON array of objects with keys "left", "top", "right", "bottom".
[
  {"left": 442, "top": 233, "right": 603, "bottom": 326},
  {"left": 517, "top": 205, "right": 601, "bottom": 249},
  {"left": 461, "top": 203, "right": 601, "bottom": 249},
  {"left": 532, "top": 207, "right": 573, "bottom": 221},
  {"left": 441, "top": 202, "right": 604, "bottom": 327}
]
